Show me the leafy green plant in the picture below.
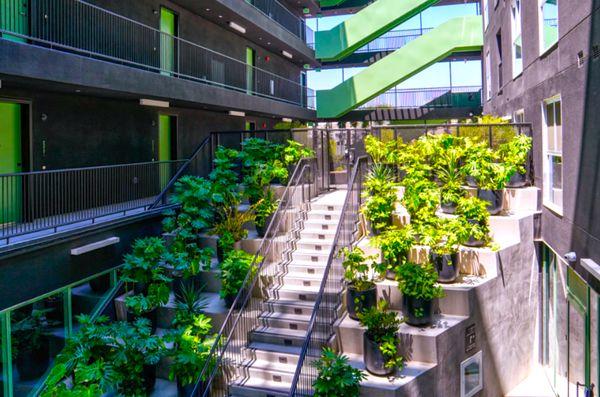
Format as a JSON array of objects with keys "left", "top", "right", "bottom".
[
  {"left": 11, "top": 309, "right": 56, "bottom": 360},
  {"left": 357, "top": 300, "right": 404, "bottom": 371},
  {"left": 401, "top": 172, "right": 440, "bottom": 226},
  {"left": 255, "top": 188, "right": 278, "bottom": 228},
  {"left": 211, "top": 200, "right": 255, "bottom": 254},
  {"left": 219, "top": 250, "right": 259, "bottom": 300},
  {"left": 312, "top": 348, "right": 365, "bottom": 397},
  {"left": 162, "top": 176, "right": 214, "bottom": 237},
  {"left": 243, "top": 161, "right": 287, "bottom": 203},
  {"left": 282, "top": 139, "right": 314, "bottom": 166},
  {"left": 125, "top": 282, "right": 171, "bottom": 316},
  {"left": 365, "top": 135, "right": 398, "bottom": 164},
  {"left": 209, "top": 146, "right": 242, "bottom": 214},
  {"left": 120, "top": 237, "right": 168, "bottom": 286},
  {"left": 371, "top": 226, "right": 415, "bottom": 274},
  {"left": 338, "top": 247, "right": 380, "bottom": 291},
  {"left": 456, "top": 196, "right": 491, "bottom": 245},
  {"left": 361, "top": 164, "right": 397, "bottom": 232},
  {"left": 174, "top": 282, "right": 209, "bottom": 323},
  {"left": 164, "top": 241, "right": 214, "bottom": 277},
  {"left": 420, "top": 218, "right": 466, "bottom": 255},
  {"left": 498, "top": 133, "right": 533, "bottom": 176},
  {"left": 396, "top": 262, "right": 444, "bottom": 301}
]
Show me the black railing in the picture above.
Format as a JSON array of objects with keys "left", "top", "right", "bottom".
[
  {"left": 247, "top": 0, "right": 314, "bottom": 43},
  {"left": 0, "top": 160, "right": 186, "bottom": 244},
  {"left": 193, "top": 157, "right": 325, "bottom": 397},
  {"left": 0, "top": 0, "right": 313, "bottom": 108},
  {"left": 359, "top": 86, "right": 482, "bottom": 109},
  {"left": 289, "top": 155, "right": 369, "bottom": 396}
]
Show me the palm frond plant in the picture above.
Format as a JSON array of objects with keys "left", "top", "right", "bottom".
[{"left": 211, "top": 201, "right": 255, "bottom": 261}]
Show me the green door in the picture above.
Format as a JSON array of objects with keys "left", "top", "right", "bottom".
[
  {"left": 158, "top": 115, "right": 173, "bottom": 188},
  {"left": 246, "top": 47, "right": 255, "bottom": 94},
  {"left": 0, "top": 102, "right": 22, "bottom": 225},
  {"left": 160, "top": 7, "right": 176, "bottom": 75},
  {"left": 0, "top": 0, "right": 29, "bottom": 42}
]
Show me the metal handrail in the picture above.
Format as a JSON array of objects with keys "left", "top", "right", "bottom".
[
  {"left": 358, "top": 85, "right": 482, "bottom": 109},
  {"left": 192, "top": 157, "right": 323, "bottom": 397},
  {"left": 247, "top": 0, "right": 314, "bottom": 43},
  {"left": 289, "top": 155, "right": 369, "bottom": 396},
  {"left": 0, "top": 0, "right": 312, "bottom": 108},
  {"left": 355, "top": 27, "right": 434, "bottom": 53}
]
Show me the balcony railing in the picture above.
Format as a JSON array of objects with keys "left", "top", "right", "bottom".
[
  {"left": 358, "top": 85, "right": 482, "bottom": 109},
  {"left": 246, "top": 0, "right": 314, "bottom": 44},
  {"left": 0, "top": 0, "right": 313, "bottom": 108},
  {"left": 356, "top": 27, "right": 433, "bottom": 53}
]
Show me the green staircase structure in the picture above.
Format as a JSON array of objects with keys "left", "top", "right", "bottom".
[
  {"left": 316, "top": 16, "right": 483, "bottom": 118},
  {"left": 319, "top": 0, "right": 349, "bottom": 7}
]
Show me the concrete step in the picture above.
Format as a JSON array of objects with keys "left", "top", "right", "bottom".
[
  {"left": 275, "top": 272, "right": 329, "bottom": 289},
  {"left": 262, "top": 298, "right": 338, "bottom": 318},
  {"left": 310, "top": 202, "right": 344, "bottom": 212},
  {"left": 305, "top": 210, "right": 341, "bottom": 222},
  {"left": 295, "top": 238, "right": 334, "bottom": 252},
  {"left": 229, "top": 377, "right": 290, "bottom": 397},
  {"left": 266, "top": 284, "right": 340, "bottom": 302},
  {"left": 258, "top": 311, "right": 313, "bottom": 331},
  {"left": 243, "top": 342, "right": 302, "bottom": 367},
  {"left": 291, "top": 249, "right": 332, "bottom": 263}
]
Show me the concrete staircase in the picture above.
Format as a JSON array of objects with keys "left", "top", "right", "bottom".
[{"left": 230, "top": 190, "right": 347, "bottom": 397}]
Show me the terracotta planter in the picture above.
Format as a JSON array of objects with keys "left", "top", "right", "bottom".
[
  {"left": 346, "top": 284, "right": 377, "bottom": 320},
  {"left": 430, "top": 252, "right": 460, "bottom": 283}
]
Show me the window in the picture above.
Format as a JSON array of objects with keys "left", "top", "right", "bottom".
[
  {"left": 513, "top": 109, "right": 525, "bottom": 123},
  {"left": 482, "top": 0, "right": 489, "bottom": 30},
  {"left": 511, "top": 0, "right": 523, "bottom": 76},
  {"left": 540, "top": 0, "right": 559, "bottom": 53},
  {"left": 496, "top": 30, "right": 503, "bottom": 90},
  {"left": 485, "top": 51, "right": 492, "bottom": 100},
  {"left": 542, "top": 96, "right": 563, "bottom": 212}
]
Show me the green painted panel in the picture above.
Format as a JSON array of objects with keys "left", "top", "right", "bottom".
[
  {"left": 160, "top": 7, "right": 176, "bottom": 74},
  {"left": 158, "top": 114, "right": 171, "bottom": 162},
  {"left": 0, "top": 0, "right": 29, "bottom": 43},
  {"left": 315, "top": 0, "right": 441, "bottom": 61},
  {"left": 0, "top": 102, "right": 22, "bottom": 225},
  {"left": 320, "top": 0, "right": 349, "bottom": 7},
  {"left": 246, "top": 47, "right": 255, "bottom": 94},
  {"left": 316, "top": 16, "right": 483, "bottom": 118}
]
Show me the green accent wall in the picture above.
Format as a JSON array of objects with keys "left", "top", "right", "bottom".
[
  {"left": 315, "top": 0, "right": 441, "bottom": 61},
  {"left": 316, "top": 16, "right": 483, "bottom": 118},
  {"left": 160, "top": 7, "right": 176, "bottom": 74},
  {"left": 0, "top": 102, "right": 22, "bottom": 224},
  {"left": 246, "top": 47, "right": 255, "bottom": 94},
  {"left": 0, "top": 0, "right": 29, "bottom": 43},
  {"left": 158, "top": 114, "right": 172, "bottom": 162}
]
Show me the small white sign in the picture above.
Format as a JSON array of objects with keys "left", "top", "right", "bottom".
[{"left": 461, "top": 351, "right": 483, "bottom": 397}]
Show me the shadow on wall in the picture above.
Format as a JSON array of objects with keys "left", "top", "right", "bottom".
[{"left": 571, "top": 0, "right": 600, "bottom": 264}]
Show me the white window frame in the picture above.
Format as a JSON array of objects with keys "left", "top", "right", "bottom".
[
  {"left": 511, "top": 0, "right": 523, "bottom": 78},
  {"left": 513, "top": 109, "right": 525, "bottom": 123},
  {"left": 542, "top": 95, "right": 563, "bottom": 215},
  {"left": 482, "top": 0, "right": 489, "bottom": 30},
  {"left": 539, "top": 0, "right": 559, "bottom": 55},
  {"left": 485, "top": 51, "right": 492, "bottom": 100}
]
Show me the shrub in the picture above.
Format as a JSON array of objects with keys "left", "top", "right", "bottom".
[{"left": 312, "top": 348, "right": 365, "bottom": 397}]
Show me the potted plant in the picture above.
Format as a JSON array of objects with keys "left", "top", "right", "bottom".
[
  {"left": 11, "top": 309, "right": 55, "bottom": 381},
  {"left": 254, "top": 188, "right": 279, "bottom": 238},
  {"left": 168, "top": 285, "right": 216, "bottom": 397},
  {"left": 422, "top": 219, "right": 465, "bottom": 283},
  {"left": 164, "top": 240, "right": 214, "bottom": 298},
  {"left": 312, "top": 347, "right": 365, "bottom": 397},
  {"left": 372, "top": 226, "right": 415, "bottom": 280},
  {"left": 281, "top": 139, "right": 314, "bottom": 179},
  {"left": 121, "top": 237, "right": 167, "bottom": 295},
  {"left": 396, "top": 262, "right": 444, "bottom": 326},
  {"left": 400, "top": 170, "right": 440, "bottom": 225},
  {"left": 339, "top": 247, "right": 380, "bottom": 320},
  {"left": 211, "top": 203, "right": 255, "bottom": 262},
  {"left": 437, "top": 147, "right": 466, "bottom": 214},
  {"left": 474, "top": 159, "right": 511, "bottom": 215},
  {"left": 361, "top": 164, "right": 397, "bottom": 235},
  {"left": 220, "top": 249, "right": 258, "bottom": 308},
  {"left": 498, "top": 134, "right": 533, "bottom": 188},
  {"left": 456, "top": 197, "right": 491, "bottom": 247},
  {"left": 357, "top": 300, "right": 403, "bottom": 376},
  {"left": 462, "top": 141, "right": 493, "bottom": 188},
  {"left": 124, "top": 280, "right": 171, "bottom": 333}
]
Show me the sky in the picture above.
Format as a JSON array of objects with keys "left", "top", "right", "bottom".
[{"left": 307, "top": 3, "right": 482, "bottom": 92}]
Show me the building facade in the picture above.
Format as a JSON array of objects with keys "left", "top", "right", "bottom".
[{"left": 482, "top": 0, "right": 599, "bottom": 394}]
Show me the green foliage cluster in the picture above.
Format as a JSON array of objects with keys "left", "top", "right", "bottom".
[
  {"left": 312, "top": 348, "right": 366, "bottom": 397},
  {"left": 339, "top": 247, "right": 380, "bottom": 291},
  {"left": 358, "top": 301, "right": 404, "bottom": 371},
  {"left": 361, "top": 164, "right": 397, "bottom": 231},
  {"left": 371, "top": 226, "right": 415, "bottom": 275},
  {"left": 219, "top": 249, "right": 259, "bottom": 300},
  {"left": 396, "top": 262, "right": 444, "bottom": 301},
  {"left": 456, "top": 196, "right": 492, "bottom": 245}
]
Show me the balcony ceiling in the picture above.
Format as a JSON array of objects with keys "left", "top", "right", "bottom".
[
  {"left": 170, "top": 0, "right": 319, "bottom": 67},
  {"left": 319, "top": 0, "right": 480, "bottom": 16}
]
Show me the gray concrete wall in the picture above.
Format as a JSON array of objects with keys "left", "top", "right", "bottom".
[{"left": 482, "top": 0, "right": 600, "bottom": 265}]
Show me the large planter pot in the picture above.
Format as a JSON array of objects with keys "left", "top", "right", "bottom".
[
  {"left": 506, "top": 171, "right": 529, "bottom": 188},
  {"left": 463, "top": 219, "right": 486, "bottom": 247},
  {"left": 127, "top": 308, "right": 158, "bottom": 334},
  {"left": 255, "top": 213, "right": 275, "bottom": 238},
  {"left": 143, "top": 364, "right": 157, "bottom": 393},
  {"left": 403, "top": 295, "right": 434, "bottom": 327},
  {"left": 465, "top": 175, "right": 478, "bottom": 188},
  {"left": 346, "top": 284, "right": 377, "bottom": 320},
  {"left": 385, "top": 269, "right": 397, "bottom": 281},
  {"left": 89, "top": 273, "right": 111, "bottom": 294},
  {"left": 430, "top": 252, "right": 460, "bottom": 283},
  {"left": 477, "top": 189, "right": 504, "bottom": 215},
  {"left": 440, "top": 200, "right": 458, "bottom": 214},
  {"left": 363, "top": 334, "right": 395, "bottom": 376},
  {"left": 177, "top": 380, "right": 196, "bottom": 397},
  {"left": 16, "top": 341, "right": 50, "bottom": 381}
]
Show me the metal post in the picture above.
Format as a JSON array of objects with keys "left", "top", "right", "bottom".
[{"left": 2, "top": 311, "right": 14, "bottom": 397}]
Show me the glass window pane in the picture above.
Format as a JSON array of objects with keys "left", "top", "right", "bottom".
[
  {"left": 550, "top": 155, "right": 563, "bottom": 206},
  {"left": 542, "top": 0, "right": 559, "bottom": 50},
  {"left": 546, "top": 102, "right": 556, "bottom": 151},
  {"left": 555, "top": 101, "right": 562, "bottom": 152}
]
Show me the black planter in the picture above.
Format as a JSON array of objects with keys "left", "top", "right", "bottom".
[
  {"left": 346, "top": 284, "right": 377, "bottom": 320},
  {"left": 385, "top": 269, "right": 397, "bottom": 281},
  {"left": 506, "top": 171, "right": 528, "bottom": 188},
  {"left": 430, "top": 252, "right": 460, "bottom": 283},
  {"left": 363, "top": 334, "right": 395, "bottom": 376},
  {"left": 440, "top": 200, "right": 458, "bottom": 214},
  {"left": 43, "top": 296, "right": 63, "bottom": 322},
  {"left": 143, "top": 364, "right": 157, "bottom": 393},
  {"left": 369, "top": 216, "right": 392, "bottom": 236},
  {"left": 16, "top": 342, "right": 50, "bottom": 381},
  {"left": 477, "top": 189, "right": 504, "bottom": 215},
  {"left": 177, "top": 380, "right": 196, "bottom": 397},
  {"left": 89, "top": 273, "right": 111, "bottom": 294},
  {"left": 133, "top": 282, "right": 149, "bottom": 296},
  {"left": 463, "top": 219, "right": 486, "bottom": 247},
  {"left": 403, "top": 295, "right": 434, "bottom": 326},
  {"left": 255, "top": 213, "right": 275, "bottom": 238},
  {"left": 465, "top": 175, "right": 478, "bottom": 188},
  {"left": 217, "top": 241, "right": 241, "bottom": 263},
  {"left": 127, "top": 308, "right": 158, "bottom": 334}
]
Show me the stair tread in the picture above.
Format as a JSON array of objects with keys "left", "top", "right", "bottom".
[
  {"left": 241, "top": 358, "right": 298, "bottom": 373},
  {"left": 247, "top": 342, "right": 302, "bottom": 356},
  {"left": 297, "top": 238, "right": 335, "bottom": 245},
  {"left": 231, "top": 377, "right": 291, "bottom": 394},
  {"left": 264, "top": 298, "right": 337, "bottom": 309},
  {"left": 258, "top": 311, "right": 312, "bottom": 323}
]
